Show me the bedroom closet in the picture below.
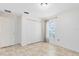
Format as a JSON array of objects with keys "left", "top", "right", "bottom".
[
  {"left": 21, "top": 14, "right": 43, "bottom": 46},
  {"left": 0, "top": 10, "right": 44, "bottom": 47},
  {"left": 0, "top": 11, "right": 20, "bottom": 47}
]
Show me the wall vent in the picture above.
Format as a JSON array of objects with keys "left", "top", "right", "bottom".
[{"left": 4, "top": 10, "right": 11, "bottom": 13}]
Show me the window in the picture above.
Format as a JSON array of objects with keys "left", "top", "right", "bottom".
[{"left": 48, "top": 20, "right": 56, "bottom": 39}]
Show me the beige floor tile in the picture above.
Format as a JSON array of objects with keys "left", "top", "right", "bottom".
[{"left": 0, "top": 42, "right": 78, "bottom": 56}]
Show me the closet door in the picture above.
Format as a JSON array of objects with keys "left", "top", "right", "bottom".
[
  {"left": 21, "top": 17, "right": 42, "bottom": 46},
  {"left": 0, "top": 16, "right": 17, "bottom": 47}
]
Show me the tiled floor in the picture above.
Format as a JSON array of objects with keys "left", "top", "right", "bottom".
[{"left": 0, "top": 42, "right": 79, "bottom": 56}]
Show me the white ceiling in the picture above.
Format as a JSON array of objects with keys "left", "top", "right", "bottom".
[{"left": 0, "top": 3, "right": 79, "bottom": 18}]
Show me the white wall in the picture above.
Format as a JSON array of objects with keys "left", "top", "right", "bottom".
[
  {"left": 16, "top": 15, "right": 21, "bottom": 44},
  {"left": 41, "top": 20, "right": 47, "bottom": 42},
  {"left": 21, "top": 14, "right": 43, "bottom": 46},
  {"left": 47, "top": 9, "right": 79, "bottom": 52}
]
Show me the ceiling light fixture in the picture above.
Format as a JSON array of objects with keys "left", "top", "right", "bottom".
[{"left": 40, "top": 3, "right": 48, "bottom": 6}]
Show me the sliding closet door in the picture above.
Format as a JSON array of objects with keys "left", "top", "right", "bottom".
[
  {"left": 21, "top": 16, "right": 42, "bottom": 46},
  {"left": 0, "top": 14, "right": 17, "bottom": 47}
]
